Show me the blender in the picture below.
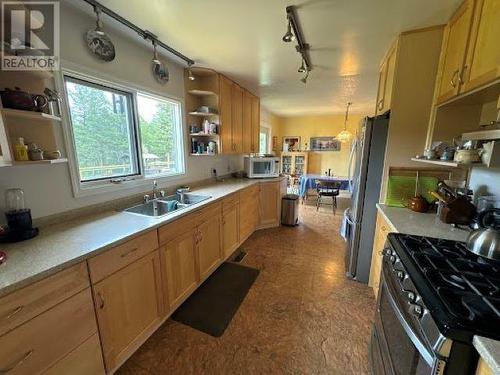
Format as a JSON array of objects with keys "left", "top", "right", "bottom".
[{"left": 0, "top": 188, "right": 38, "bottom": 242}]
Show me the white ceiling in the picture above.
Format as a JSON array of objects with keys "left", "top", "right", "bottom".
[{"left": 74, "top": 0, "right": 461, "bottom": 116}]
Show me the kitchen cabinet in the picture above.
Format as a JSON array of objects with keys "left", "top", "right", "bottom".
[
  {"left": 463, "top": 0, "right": 500, "bottom": 92},
  {"left": 239, "top": 185, "right": 260, "bottom": 242},
  {"left": 197, "top": 212, "right": 222, "bottom": 281},
  {"left": 435, "top": 0, "right": 475, "bottom": 104},
  {"left": 251, "top": 94, "right": 260, "bottom": 153},
  {"left": 0, "top": 288, "right": 101, "bottom": 375},
  {"left": 475, "top": 358, "right": 493, "bottom": 375},
  {"left": 92, "top": 250, "right": 164, "bottom": 371},
  {"left": 242, "top": 91, "right": 253, "bottom": 153},
  {"left": 231, "top": 84, "right": 244, "bottom": 154},
  {"left": 220, "top": 75, "right": 233, "bottom": 154},
  {"left": 222, "top": 194, "right": 240, "bottom": 259},
  {"left": 161, "top": 229, "right": 199, "bottom": 310},
  {"left": 368, "top": 212, "right": 394, "bottom": 296},
  {"left": 281, "top": 152, "right": 308, "bottom": 176},
  {"left": 258, "top": 181, "right": 281, "bottom": 229},
  {"left": 375, "top": 41, "right": 397, "bottom": 114}
]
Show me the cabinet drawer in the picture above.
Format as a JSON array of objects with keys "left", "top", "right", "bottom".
[
  {"left": 43, "top": 334, "right": 104, "bottom": 375},
  {"left": 88, "top": 230, "right": 159, "bottom": 283},
  {"left": 0, "top": 288, "right": 97, "bottom": 375},
  {"left": 222, "top": 193, "right": 239, "bottom": 213},
  {"left": 0, "top": 262, "right": 89, "bottom": 337}
]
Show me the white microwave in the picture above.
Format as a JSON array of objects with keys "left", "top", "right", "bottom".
[{"left": 244, "top": 156, "right": 280, "bottom": 178}]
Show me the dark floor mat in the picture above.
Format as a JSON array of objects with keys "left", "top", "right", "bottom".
[{"left": 171, "top": 262, "right": 259, "bottom": 337}]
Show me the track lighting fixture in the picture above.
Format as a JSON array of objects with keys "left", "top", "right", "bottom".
[
  {"left": 300, "top": 70, "right": 309, "bottom": 84},
  {"left": 282, "top": 19, "right": 295, "bottom": 43},
  {"left": 187, "top": 62, "right": 195, "bottom": 81},
  {"left": 298, "top": 59, "right": 306, "bottom": 73}
]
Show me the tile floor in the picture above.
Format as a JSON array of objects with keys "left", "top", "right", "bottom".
[{"left": 118, "top": 204, "right": 375, "bottom": 374}]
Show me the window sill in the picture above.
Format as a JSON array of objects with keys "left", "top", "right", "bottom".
[{"left": 73, "top": 172, "right": 186, "bottom": 198}]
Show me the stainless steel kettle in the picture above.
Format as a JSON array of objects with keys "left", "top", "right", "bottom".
[{"left": 466, "top": 208, "right": 500, "bottom": 260}]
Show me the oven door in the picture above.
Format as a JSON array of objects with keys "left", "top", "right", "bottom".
[{"left": 373, "top": 267, "right": 442, "bottom": 375}]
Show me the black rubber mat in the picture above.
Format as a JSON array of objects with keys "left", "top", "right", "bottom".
[{"left": 171, "top": 262, "right": 259, "bottom": 337}]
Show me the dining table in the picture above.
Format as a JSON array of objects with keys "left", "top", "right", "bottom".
[{"left": 298, "top": 174, "right": 351, "bottom": 200}]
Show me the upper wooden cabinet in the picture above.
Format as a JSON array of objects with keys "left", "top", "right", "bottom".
[
  {"left": 463, "top": 0, "right": 500, "bottom": 91},
  {"left": 250, "top": 94, "right": 260, "bottom": 153},
  {"left": 435, "top": 0, "right": 499, "bottom": 104},
  {"left": 375, "top": 41, "right": 397, "bottom": 114},
  {"left": 219, "top": 75, "right": 234, "bottom": 154},
  {"left": 231, "top": 84, "right": 244, "bottom": 154},
  {"left": 436, "top": 0, "right": 475, "bottom": 103}
]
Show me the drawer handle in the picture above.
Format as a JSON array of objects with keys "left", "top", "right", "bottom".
[
  {"left": 97, "top": 292, "right": 105, "bottom": 309},
  {"left": 450, "top": 69, "right": 459, "bottom": 88},
  {"left": 0, "top": 350, "right": 34, "bottom": 373},
  {"left": 377, "top": 99, "right": 384, "bottom": 111},
  {"left": 120, "top": 247, "right": 138, "bottom": 258},
  {"left": 4, "top": 305, "right": 23, "bottom": 320}
]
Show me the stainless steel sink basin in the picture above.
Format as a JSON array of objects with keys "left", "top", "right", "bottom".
[
  {"left": 123, "top": 193, "right": 211, "bottom": 218},
  {"left": 160, "top": 193, "right": 211, "bottom": 205}
]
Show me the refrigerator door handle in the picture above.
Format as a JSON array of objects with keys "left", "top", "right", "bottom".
[{"left": 347, "top": 139, "right": 357, "bottom": 192}]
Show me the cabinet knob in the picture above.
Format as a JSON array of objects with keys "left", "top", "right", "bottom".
[
  {"left": 458, "top": 65, "right": 467, "bottom": 85},
  {"left": 377, "top": 99, "right": 384, "bottom": 111}
]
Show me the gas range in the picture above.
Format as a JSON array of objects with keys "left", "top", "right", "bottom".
[
  {"left": 389, "top": 233, "right": 500, "bottom": 343},
  {"left": 370, "top": 233, "right": 499, "bottom": 375}
]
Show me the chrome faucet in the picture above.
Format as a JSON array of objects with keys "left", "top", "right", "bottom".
[{"left": 151, "top": 180, "right": 165, "bottom": 200}]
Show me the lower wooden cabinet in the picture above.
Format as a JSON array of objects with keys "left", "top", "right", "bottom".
[
  {"left": 239, "top": 185, "right": 259, "bottom": 242},
  {"left": 222, "top": 200, "right": 240, "bottom": 259},
  {"left": 258, "top": 181, "right": 281, "bottom": 229},
  {"left": 92, "top": 250, "right": 164, "bottom": 372},
  {"left": 197, "top": 214, "right": 222, "bottom": 281},
  {"left": 368, "top": 212, "right": 394, "bottom": 296},
  {"left": 0, "top": 288, "right": 98, "bottom": 375},
  {"left": 43, "top": 334, "right": 104, "bottom": 375},
  {"left": 161, "top": 229, "right": 199, "bottom": 311}
]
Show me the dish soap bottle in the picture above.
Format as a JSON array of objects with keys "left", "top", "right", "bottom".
[{"left": 14, "top": 137, "right": 29, "bottom": 161}]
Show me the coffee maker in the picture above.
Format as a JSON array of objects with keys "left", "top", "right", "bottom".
[{"left": 0, "top": 188, "right": 38, "bottom": 243}]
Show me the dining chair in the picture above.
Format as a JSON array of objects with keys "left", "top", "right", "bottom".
[{"left": 315, "top": 180, "right": 341, "bottom": 214}]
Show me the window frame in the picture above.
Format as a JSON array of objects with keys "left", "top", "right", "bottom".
[{"left": 56, "top": 65, "right": 186, "bottom": 198}]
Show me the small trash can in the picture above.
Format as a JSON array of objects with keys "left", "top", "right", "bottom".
[{"left": 281, "top": 194, "right": 299, "bottom": 226}]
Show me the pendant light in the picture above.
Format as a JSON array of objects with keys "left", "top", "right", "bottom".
[
  {"left": 282, "top": 18, "right": 295, "bottom": 42},
  {"left": 298, "top": 59, "right": 306, "bottom": 73},
  {"left": 300, "top": 70, "right": 309, "bottom": 84},
  {"left": 337, "top": 102, "right": 353, "bottom": 143}
]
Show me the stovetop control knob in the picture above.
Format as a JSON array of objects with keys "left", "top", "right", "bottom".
[
  {"left": 409, "top": 303, "right": 423, "bottom": 319},
  {"left": 382, "top": 248, "right": 392, "bottom": 256},
  {"left": 403, "top": 290, "right": 416, "bottom": 303},
  {"left": 390, "top": 255, "right": 397, "bottom": 264},
  {"left": 395, "top": 270, "right": 405, "bottom": 280}
]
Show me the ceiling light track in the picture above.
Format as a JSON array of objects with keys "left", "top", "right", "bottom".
[
  {"left": 285, "top": 5, "right": 312, "bottom": 72},
  {"left": 81, "top": 0, "right": 195, "bottom": 66}
]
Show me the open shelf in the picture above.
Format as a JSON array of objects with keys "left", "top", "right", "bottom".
[
  {"left": 189, "top": 133, "right": 219, "bottom": 137},
  {"left": 411, "top": 158, "right": 460, "bottom": 167},
  {"left": 187, "top": 90, "right": 217, "bottom": 96},
  {"left": 462, "top": 129, "right": 500, "bottom": 141},
  {"left": 188, "top": 112, "right": 218, "bottom": 117},
  {"left": 1, "top": 108, "right": 62, "bottom": 122},
  {"left": 190, "top": 153, "right": 216, "bottom": 156},
  {"left": 11, "top": 158, "right": 68, "bottom": 166}
]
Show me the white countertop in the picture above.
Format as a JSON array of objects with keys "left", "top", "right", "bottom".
[
  {"left": 0, "top": 177, "right": 284, "bottom": 298},
  {"left": 376, "top": 203, "right": 470, "bottom": 242},
  {"left": 474, "top": 336, "right": 500, "bottom": 374}
]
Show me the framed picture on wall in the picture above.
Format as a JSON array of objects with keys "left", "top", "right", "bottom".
[
  {"left": 282, "top": 136, "right": 301, "bottom": 151},
  {"left": 310, "top": 137, "right": 341, "bottom": 151}
]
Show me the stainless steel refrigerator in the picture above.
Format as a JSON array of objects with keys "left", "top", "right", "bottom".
[{"left": 344, "top": 112, "right": 389, "bottom": 283}]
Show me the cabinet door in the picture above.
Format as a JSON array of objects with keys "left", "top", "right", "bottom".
[
  {"left": 219, "top": 75, "right": 233, "bottom": 154},
  {"left": 375, "top": 60, "right": 388, "bottom": 115},
  {"left": 464, "top": 0, "right": 500, "bottom": 91},
  {"left": 381, "top": 45, "right": 397, "bottom": 113},
  {"left": 251, "top": 95, "right": 260, "bottom": 153},
  {"left": 161, "top": 229, "right": 198, "bottom": 310},
  {"left": 258, "top": 182, "right": 280, "bottom": 228},
  {"left": 368, "top": 213, "right": 392, "bottom": 296},
  {"left": 239, "top": 186, "right": 259, "bottom": 242},
  {"left": 197, "top": 215, "right": 222, "bottom": 280},
  {"left": 231, "top": 84, "right": 244, "bottom": 154},
  {"left": 222, "top": 203, "right": 240, "bottom": 259},
  {"left": 93, "top": 251, "right": 164, "bottom": 371},
  {"left": 242, "top": 90, "right": 252, "bottom": 153},
  {"left": 436, "top": 0, "right": 474, "bottom": 103}
]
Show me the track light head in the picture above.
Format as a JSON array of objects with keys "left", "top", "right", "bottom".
[
  {"left": 187, "top": 62, "right": 195, "bottom": 81},
  {"left": 298, "top": 59, "right": 306, "bottom": 73},
  {"left": 282, "top": 20, "right": 295, "bottom": 43}
]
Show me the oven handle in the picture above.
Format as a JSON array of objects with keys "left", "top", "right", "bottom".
[{"left": 381, "top": 266, "right": 435, "bottom": 367}]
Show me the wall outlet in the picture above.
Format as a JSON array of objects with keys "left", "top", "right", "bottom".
[{"left": 211, "top": 168, "right": 217, "bottom": 177}]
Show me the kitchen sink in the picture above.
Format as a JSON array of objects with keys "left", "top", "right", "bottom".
[{"left": 123, "top": 193, "right": 211, "bottom": 218}]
